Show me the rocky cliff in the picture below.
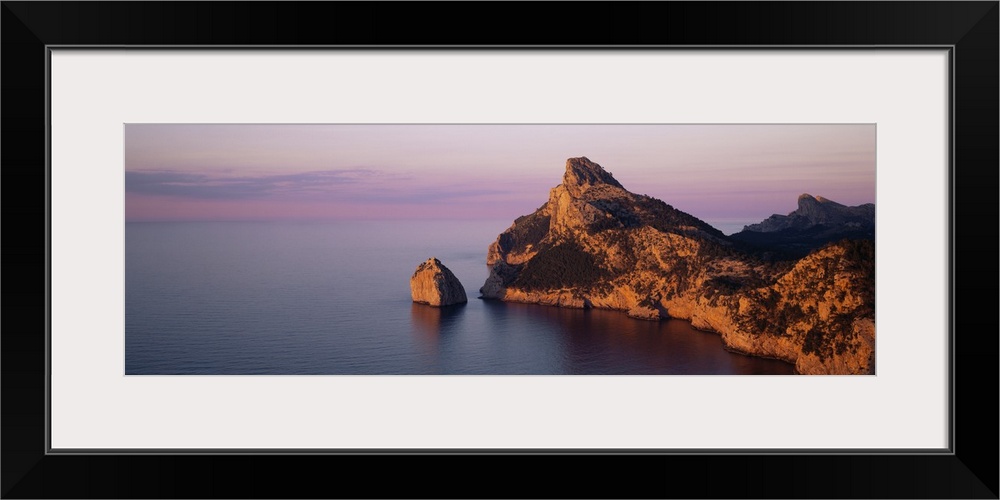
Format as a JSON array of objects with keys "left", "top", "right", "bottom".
[
  {"left": 480, "top": 157, "right": 875, "bottom": 374},
  {"left": 731, "top": 194, "right": 875, "bottom": 257},
  {"left": 742, "top": 193, "right": 875, "bottom": 232},
  {"left": 411, "top": 257, "right": 468, "bottom": 307}
]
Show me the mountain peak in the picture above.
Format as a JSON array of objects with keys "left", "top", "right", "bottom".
[
  {"left": 797, "top": 193, "right": 818, "bottom": 205},
  {"left": 798, "top": 193, "right": 842, "bottom": 208},
  {"left": 740, "top": 193, "right": 874, "bottom": 236},
  {"left": 563, "top": 157, "right": 624, "bottom": 190}
]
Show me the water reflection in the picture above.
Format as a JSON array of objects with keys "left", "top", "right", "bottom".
[
  {"left": 480, "top": 299, "right": 794, "bottom": 375},
  {"left": 411, "top": 299, "right": 794, "bottom": 374},
  {"left": 127, "top": 221, "right": 796, "bottom": 375},
  {"left": 410, "top": 302, "right": 467, "bottom": 339}
]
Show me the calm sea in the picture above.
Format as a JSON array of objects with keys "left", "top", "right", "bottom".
[{"left": 125, "top": 221, "right": 794, "bottom": 375}]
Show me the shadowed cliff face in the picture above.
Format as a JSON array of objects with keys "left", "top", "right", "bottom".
[
  {"left": 730, "top": 194, "right": 876, "bottom": 258},
  {"left": 480, "top": 157, "right": 875, "bottom": 375}
]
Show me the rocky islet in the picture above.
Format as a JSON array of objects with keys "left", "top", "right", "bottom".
[{"left": 410, "top": 257, "right": 468, "bottom": 307}]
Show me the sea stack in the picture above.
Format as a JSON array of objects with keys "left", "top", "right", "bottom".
[{"left": 410, "top": 257, "right": 468, "bottom": 307}]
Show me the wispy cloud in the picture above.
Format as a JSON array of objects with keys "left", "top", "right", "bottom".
[
  {"left": 123, "top": 124, "right": 874, "bottom": 222},
  {"left": 125, "top": 168, "right": 519, "bottom": 208},
  {"left": 125, "top": 169, "right": 376, "bottom": 199}
]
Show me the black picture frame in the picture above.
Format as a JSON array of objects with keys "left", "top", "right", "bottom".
[{"left": 3, "top": 2, "right": 996, "bottom": 498}]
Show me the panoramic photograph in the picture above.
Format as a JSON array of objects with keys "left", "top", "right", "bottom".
[{"left": 125, "top": 124, "right": 875, "bottom": 375}]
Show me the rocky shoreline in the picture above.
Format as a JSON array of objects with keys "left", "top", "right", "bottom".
[{"left": 479, "top": 157, "right": 875, "bottom": 375}]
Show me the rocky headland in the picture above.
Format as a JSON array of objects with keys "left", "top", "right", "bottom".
[
  {"left": 411, "top": 257, "right": 468, "bottom": 307},
  {"left": 730, "top": 193, "right": 875, "bottom": 257},
  {"left": 480, "top": 157, "right": 875, "bottom": 375}
]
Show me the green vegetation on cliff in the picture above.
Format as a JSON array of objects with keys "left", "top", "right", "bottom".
[{"left": 512, "top": 241, "right": 609, "bottom": 291}]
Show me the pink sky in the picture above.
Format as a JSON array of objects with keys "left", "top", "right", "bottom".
[{"left": 125, "top": 124, "right": 875, "bottom": 234}]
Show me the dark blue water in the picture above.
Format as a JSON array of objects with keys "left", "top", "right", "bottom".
[{"left": 125, "top": 221, "right": 794, "bottom": 375}]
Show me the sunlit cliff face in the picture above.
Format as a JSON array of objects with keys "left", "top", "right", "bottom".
[{"left": 482, "top": 157, "right": 875, "bottom": 375}]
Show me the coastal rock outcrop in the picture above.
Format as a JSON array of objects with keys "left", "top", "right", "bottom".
[
  {"left": 480, "top": 157, "right": 876, "bottom": 374},
  {"left": 410, "top": 257, "right": 468, "bottom": 307}
]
